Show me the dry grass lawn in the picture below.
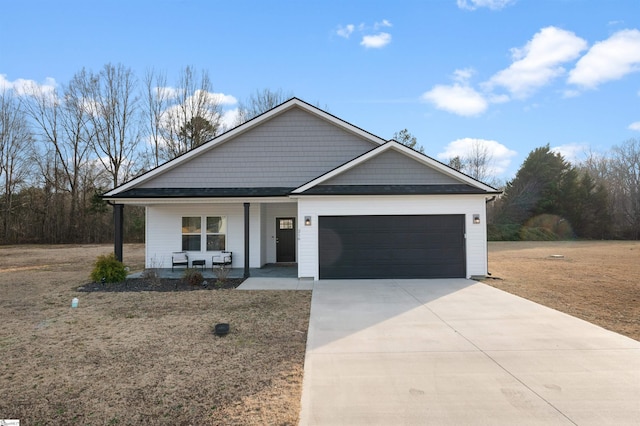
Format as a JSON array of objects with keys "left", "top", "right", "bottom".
[
  {"left": 2, "top": 241, "right": 638, "bottom": 424},
  {"left": 0, "top": 244, "right": 311, "bottom": 425},
  {"left": 485, "top": 240, "right": 640, "bottom": 341}
]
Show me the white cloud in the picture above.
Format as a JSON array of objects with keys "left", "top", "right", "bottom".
[
  {"left": 551, "top": 143, "right": 589, "bottom": 163},
  {"left": 336, "top": 24, "right": 355, "bottom": 39},
  {"left": 0, "top": 74, "right": 57, "bottom": 99},
  {"left": 360, "top": 32, "right": 392, "bottom": 49},
  {"left": 437, "top": 138, "right": 517, "bottom": 176},
  {"left": 453, "top": 68, "right": 475, "bottom": 83},
  {"left": 209, "top": 92, "right": 237, "bottom": 105},
  {"left": 421, "top": 83, "right": 488, "bottom": 116},
  {"left": 220, "top": 108, "right": 241, "bottom": 130},
  {"left": 422, "top": 27, "right": 587, "bottom": 116},
  {"left": 336, "top": 20, "right": 393, "bottom": 49},
  {"left": 568, "top": 29, "right": 640, "bottom": 89},
  {"left": 629, "top": 121, "right": 640, "bottom": 131},
  {"left": 0, "top": 74, "right": 12, "bottom": 91},
  {"left": 457, "top": 0, "right": 516, "bottom": 11},
  {"left": 154, "top": 87, "right": 236, "bottom": 105},
  {"left": 374, "top": 19, "right": 392, "bottom": 29},
  {"left": 486, "top": 26, "right": 587, "bottom": 98}
]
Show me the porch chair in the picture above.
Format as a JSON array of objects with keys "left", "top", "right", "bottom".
[
  {"left": 212, "top": 251, "right": 232, "bottom": 269},
  {"left": 171, "top": 251, "right": 189, "bottom": 272}
]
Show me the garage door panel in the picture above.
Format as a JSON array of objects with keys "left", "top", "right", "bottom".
[{"left": 319, "top": 215, "right": 465, "bottom": 279}]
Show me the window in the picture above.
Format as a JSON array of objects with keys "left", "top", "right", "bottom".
[
  {"left": 206, "top": 216, "right": 226, "bottom": 251},
  {"left": 182, "top": 217, "right": 201, "bottom": 251},
  {"left": 279, "top": 219, "right": 294, "bottom": 229},
  {"left": 181, "top": 216, "right": 227, "bottom": 251}
]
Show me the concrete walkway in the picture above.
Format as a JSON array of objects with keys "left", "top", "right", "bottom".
[
  {"left": 299, "top": 279, "right": 640, "bottom": 425},
  {"left": 237, "top": 277, "right": 314, "bottom": 290}
]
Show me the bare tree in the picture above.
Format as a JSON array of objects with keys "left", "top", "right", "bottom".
[
  {"left": 235, "top": 88, "right": 292, "bottom": 125},
  {"left": 143, "top": 68, "right": 169, "bottom": 168},
  {"left": 0, "top": 90, "right": 33, "bottom": 242},
  {"left": 82, "top": 63, "right": 140, "bottom": 187},
  {"left": 579, "top": 149, "right": 609, "bottom": 182},
  {"left": 59, "top": 71, "right": 95, "bottom": 225},
  {"left": 464, "top": 139, "right": 494, "bottom": 184},
  {"left": 610, "top": 138, "right": 640, "bottom": 238},
  {"left": 22, "top": 71, "right": 96, "bottom": 239},
  {"left": 446, "top": 139, "right": 498, "bottom": 186},
  {"left": 19, "top": 80, "right": 67, "bottom": 242},
  {"left": 161, "top": 66, "right": 223, "bottom": 159}
]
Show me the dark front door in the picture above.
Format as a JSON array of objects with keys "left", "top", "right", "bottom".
[
  {"left": 276, "top": 217, "right": 296, "bottom": 262},
  {"left": 319, "top": 215, "right": 466, "bottom": 279}
]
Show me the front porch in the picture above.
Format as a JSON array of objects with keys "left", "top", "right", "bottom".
[{"left": 127, "top": 263, "right": 298, "bottom": 280}]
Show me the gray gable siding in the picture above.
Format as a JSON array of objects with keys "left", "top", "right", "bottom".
[
  {"left": 139, "top": 108, "right": 377, "bottom": 189},
  {"left": 322, "top": 148, "right": 462, "bottom": 186}
]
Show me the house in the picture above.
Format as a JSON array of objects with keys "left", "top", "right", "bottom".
[{"left": 103, "top": 98, "right": 500, "bottom": 280}]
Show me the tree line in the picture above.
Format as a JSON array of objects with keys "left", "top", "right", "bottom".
[
  {"left": 0, "top": 64, "right": 289, "bottom": 245},
  {"left": 393, "top": 130, "right": 639, "bottom": 240},
  {"left": 467, "top": 142, "right": 639, "bottom": 240},
  {"left": 1, "top": 63, "right": 638, "bottom": 244}
]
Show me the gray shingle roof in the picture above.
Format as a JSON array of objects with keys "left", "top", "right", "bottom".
[
  {"left": 300, "top": 184, "right": 493, "bottom": 195},
  {"left": 104, "top": 184, "right": 496, "bottom": 199},
  {"left": 104, "top": 187, "right": 295, "bottom": 198}
]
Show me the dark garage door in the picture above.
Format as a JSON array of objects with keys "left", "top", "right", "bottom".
[{"left": 319, "top": 215, "right": 466, "bottom": 279}]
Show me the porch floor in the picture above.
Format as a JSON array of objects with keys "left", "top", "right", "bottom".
[{"left": 127, "top": 263, "right": 298, "bottom": 280}]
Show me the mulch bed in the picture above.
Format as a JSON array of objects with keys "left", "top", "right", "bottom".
[{"left": 78, "top": 278, "right": 244, "bottom": 292}]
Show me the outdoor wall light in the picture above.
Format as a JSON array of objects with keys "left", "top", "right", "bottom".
[
  {"left": 473, "top": 214, "right": 481, "bottom": 225},
  {"left": 304, "top": 216, "right": 312, "bottom": 226}
]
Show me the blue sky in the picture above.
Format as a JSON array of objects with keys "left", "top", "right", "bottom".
[{"left": 1, "top": 0, "right": 640, "bottom": 181}]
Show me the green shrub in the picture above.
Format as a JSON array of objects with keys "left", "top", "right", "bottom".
[
  {"left": 182, "top": 268, "right": 204, "bottom": 286},
  {"left": 519, "top": 226, "right": 558, "bottom": 241},
  {"left": 90, "top": 253, "right": 128, "bottom": 283},
  {"left": 488, "top": 223, "right": 521, "bottom": 241},
  {"left": 520, "top": 214, "right": 575, "bottom": 240}
]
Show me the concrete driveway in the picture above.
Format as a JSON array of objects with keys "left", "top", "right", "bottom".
[{"left": 299, "top": 279, "right": 640, "bottom": 425}]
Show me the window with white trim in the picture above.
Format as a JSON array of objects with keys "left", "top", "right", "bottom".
[
  {"left": 181, "top": 216, "right": 227, "bottom": 251},
  {"left": 206, "top": 216, "right": 226, "bottom": 251},
  {"left": 181, "top": 217, "right": 201, "bottom": 251}
]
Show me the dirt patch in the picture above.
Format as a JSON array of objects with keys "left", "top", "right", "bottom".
[
  {"left": 0, "top": 244, "right": 311, "bottom": 425},
  {"left": 485, "top": 241, "right": 640, "bottom": 341}
]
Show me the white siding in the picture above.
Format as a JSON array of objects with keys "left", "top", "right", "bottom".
[
  {"left": 139, "top": 108, "right": 377, "bottom": 189},
  {"left": 146, "top": 203, "right": 262, "bottom": 269},
  {"left": 145, "top": 197, "right": 489, "bottom": 278},
  {"left": 297, "top": 195, "right": 488, "bottom": 280},
  {"left": 323, "top": 149, "right": 461, "bottom": 185}
]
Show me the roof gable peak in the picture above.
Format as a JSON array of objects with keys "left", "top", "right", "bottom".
[
  {"left": 293, "top": 140, "right": 498, "bottom": 193},
  {"left": 104, "top": 98, "right": 387, "bottom": 197}
]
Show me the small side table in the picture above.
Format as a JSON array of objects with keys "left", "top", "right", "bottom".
[{"left": 191, "top": 259, "right": 206, "bottom": 270}]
